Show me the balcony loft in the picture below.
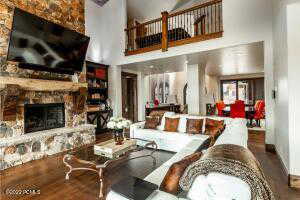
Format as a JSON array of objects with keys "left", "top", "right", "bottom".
[{"left": 125, "top": 0, "right": 223, "bottom": 56}]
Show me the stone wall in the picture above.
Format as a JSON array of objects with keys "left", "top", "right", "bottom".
[
  {"left": 1, "top": 91, "right": 87, "bottom": 139},
  {"left": 0, "top": 0, "right": 96, "bottom": 170},
  {"left": 0, "top": 0, "right": 87, "bottom": 135},
  {"left": 0, "top": 125, "right": 95, "bottom": 170},
  {"left": 0, "top": 0, "right": 85, "bottom": 80}
]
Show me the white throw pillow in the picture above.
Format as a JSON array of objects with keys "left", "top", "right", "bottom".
[
  {"left": 177, "top": 115, "right": 188, "bottom": 133},
  {"left": 187, "top": 173, "right": 251, "bottom": 200}
]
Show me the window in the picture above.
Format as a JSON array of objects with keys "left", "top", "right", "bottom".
[
  {"left": 222, "top": 81, "right": 236, "bottom": 104},
  {"left": 221, "top": 78, "right": 264, "bottom": 105}
]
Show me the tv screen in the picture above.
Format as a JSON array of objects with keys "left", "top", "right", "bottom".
[{"left": 7, "top": 8, "right": 90, "bottom": 74}]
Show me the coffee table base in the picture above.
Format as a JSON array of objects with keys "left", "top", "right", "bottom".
[{"left": 63, "top": 141, "right": 157, "bottom": 199}]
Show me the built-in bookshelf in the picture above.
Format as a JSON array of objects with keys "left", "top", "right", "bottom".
[
  {"left": 86, "top": 61, "right": 112, "bottom": 134},
  {"left": 86, "top": 61, "right": 109, "bottom": 107}
]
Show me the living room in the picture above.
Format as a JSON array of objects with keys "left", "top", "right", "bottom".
[{"left": 1, "top": 0, "right": 300, "bottom": 200}]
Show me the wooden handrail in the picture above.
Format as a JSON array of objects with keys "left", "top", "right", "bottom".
[
  {"left": 168, "top": 0, "right": 222, "bottom": 17},
  {"left": 125, "top": 0, "right": 222, "bottom": 30},
  {"left": 125, "top": 18, "right": 162, "bottom": 31},
  {"left": 124, "top": 0, "right": 223, "bottom": 55}
]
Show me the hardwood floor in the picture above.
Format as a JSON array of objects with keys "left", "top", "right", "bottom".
[{"left": 1, "top": 132, "right": 300, "bottom": 200}]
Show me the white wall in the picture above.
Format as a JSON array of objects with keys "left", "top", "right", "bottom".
[
  {"left": 108, "top": 66, "right": 122, "bottom": 117},
  {"left": 287, "top": 1, "right": 300, "bottom": 176},
  {"left": 187, "top": 64, "right": 201, "bottom": 115},
  {"left": 272, "top": 0, "right": 290, "bottom": 174},
  {"left": 85, "top": 0, "right": 126, "bottom": 65},
  {"left": 272, "top": 0, "right": 300, "bottom": 177}
]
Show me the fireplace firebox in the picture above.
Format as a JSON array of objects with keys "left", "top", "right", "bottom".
[{"left": 24, "top": 103, "right": 65, "bottom": 133}]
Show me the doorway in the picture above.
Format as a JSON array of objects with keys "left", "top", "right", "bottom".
[{"left": 122, "top": 72, "right": 138, "bottom": 122}]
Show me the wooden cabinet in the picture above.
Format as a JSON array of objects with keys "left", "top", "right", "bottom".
[
  {"left": 145, "top": 105, "right": 180, "bottom": 116},
  {"left": 86, "top": 61, "right": 109, "bottom": 106},
  {"left": 86, "top": 61, "right": 111, "bottom": 134}
]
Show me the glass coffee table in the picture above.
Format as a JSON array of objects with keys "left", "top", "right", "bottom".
[{"left": 63, "top": 138, "right": 157, "bottom": 199}]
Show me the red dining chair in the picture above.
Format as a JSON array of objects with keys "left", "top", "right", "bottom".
[
  {"left": 247, "top": 100, "right": 263, "bottom": 126},
  {"left": 230, "top": 100, "right": 246, "bottom": 118},
  {"left": 216, "top": 101, "right": 226, "bottom": 116},
  {"left": 254, "top": 100, "right": 265, "bottom": 126}
]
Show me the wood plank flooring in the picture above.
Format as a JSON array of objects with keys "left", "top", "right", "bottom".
[{"left": 0, "top": 132, "right": 299, "bottom": 200}]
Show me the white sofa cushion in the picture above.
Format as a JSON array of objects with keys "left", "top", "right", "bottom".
[
  {"left": 187, "top": 173, "right": 251, "bottom": 200},
  {"left": 214, "top": 118, "right": 248, "bottom": 148},
  {"left": 144, "top": 165, "right": 171, "bottom": 186}
]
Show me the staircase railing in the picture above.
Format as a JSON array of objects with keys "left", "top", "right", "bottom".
[{"left": 125, "top": 0, "right": 223, "bottom": 56}]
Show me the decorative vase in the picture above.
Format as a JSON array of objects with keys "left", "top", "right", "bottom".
[{"left": 113, "top": 129, "right": 124, "bottom": 145}]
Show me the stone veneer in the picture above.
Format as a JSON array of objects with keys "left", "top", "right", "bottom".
[
  {"left": 0, "top": 0, "right": 85, "bottom": 79},
  {"left": 0, "top": 0, "right": 97, "bottom": 170},
  {"left": 0, "top": 125, "right": 95, "bottom": 170}
]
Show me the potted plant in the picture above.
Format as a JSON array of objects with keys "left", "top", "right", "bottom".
[{"left": 107, "top": 117, "right": 132, "bottom": 145}]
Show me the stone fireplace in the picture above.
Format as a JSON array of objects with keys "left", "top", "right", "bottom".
[
  {"left": 0, "top": 0, "right": 96, "bottom": 170},
  {"left": 0, "top": 85, "right": 96, "bottom": 170},
  {"left": 24, "top": 103, "right": 65, "bottom": 133}
]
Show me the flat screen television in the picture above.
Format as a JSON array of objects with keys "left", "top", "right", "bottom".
[{"left": 7, "top": 8, "right": 90, "bottom": 74}]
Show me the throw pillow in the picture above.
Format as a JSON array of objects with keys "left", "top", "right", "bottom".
[
  {"left": 204, "top": 118, "right": 226, "bottom": 146},
  {"left": 144, "top": 117, "right": 160, "bottom": 129},
  {"left": 186, "top": 119, "right": 204, "bottom": 134},
  {"left": 149, "top": 110, "right": 167, "bottom": 124},
  {"left": 204, "top": 119, "right": 225, "bottom": 136},
  {"left": 164, "top": 117, "right": 180, "bottom": 132},
  {"left": 160, "top": 152, "right": 203, "bottom": 195}
]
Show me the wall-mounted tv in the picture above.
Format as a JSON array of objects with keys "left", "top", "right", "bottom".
[{"left": 7, "top": 8, "right": 90, "bottom": 75}]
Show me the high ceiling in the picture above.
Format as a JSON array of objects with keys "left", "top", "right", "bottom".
[
  {"left": 127, "top": 0, "right": 177, "bottom": 21},
  {"left": 122, "top": 42, "right": 265, "bottom": 77},
  {"left": 127, "top": 0, "right": 205, "bottom": 22}
]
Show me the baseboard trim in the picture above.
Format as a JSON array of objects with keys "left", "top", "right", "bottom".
[
  {"left": 289, "top": 174, "right": 300, "bottom": 188},
  {"left": 274, "top": 147, "right": 289, "bottom": 183},
  {"left": 265, "top": 144, "right": 276, "bottom": 153},
  {"left": 271, "top": 145, "right": 300, "bottom": 189}
]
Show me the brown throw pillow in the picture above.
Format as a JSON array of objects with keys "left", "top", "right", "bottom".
[
  {"left": 164, "top": 117, "right": 180, "bottom": 132},
  {"left": 204, "top": 118, "right": 226, "bottom": 146},
  {"left": 186, "top": 119, "right": 204, "bottom": 134},
  {"left": 149, "top": 110, "right": 167, "bottom": 124},
  {"left": 160, "top": 152, "right": 202, "bottom": 195},
  {"left": 144, "top": 117, "right": 160, "bottom": 129}
]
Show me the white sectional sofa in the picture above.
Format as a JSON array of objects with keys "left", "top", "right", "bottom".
[{"left": 107, "top": 113, "right": 249, "bottom": 200}]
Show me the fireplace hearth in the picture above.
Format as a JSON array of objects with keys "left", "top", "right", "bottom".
[{"left": 24, "top": 103, "right": 65, "bottom": 133}]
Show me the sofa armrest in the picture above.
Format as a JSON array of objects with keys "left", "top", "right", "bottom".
[{"left": 130, "top": 121, "right": 145, "bottom": 138}]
